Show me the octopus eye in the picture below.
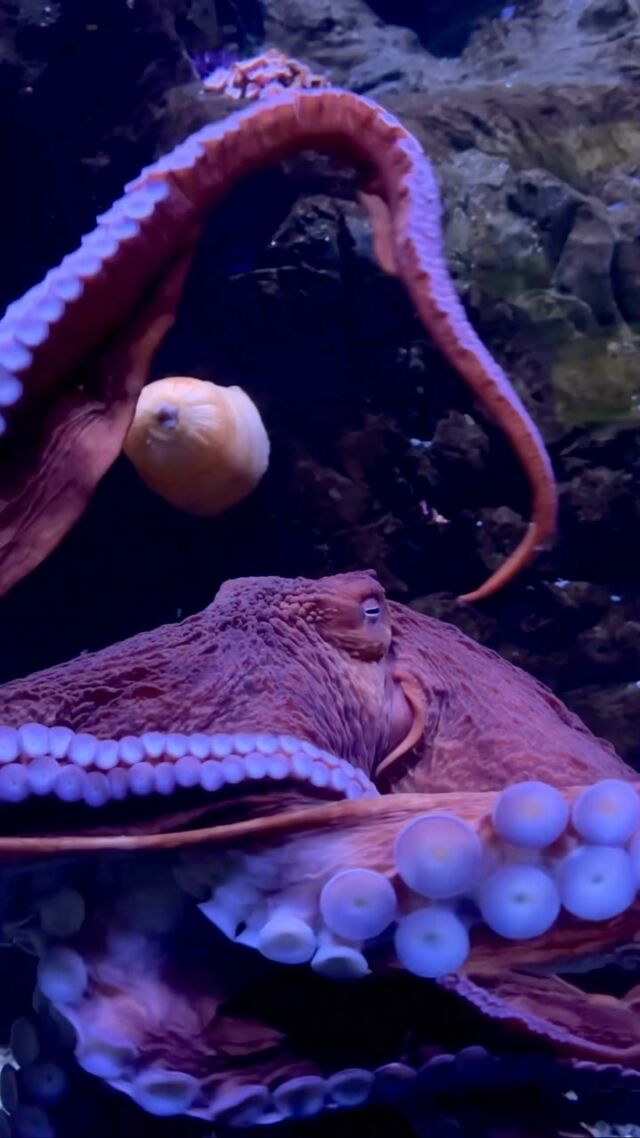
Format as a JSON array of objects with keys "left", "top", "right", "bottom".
[{"left": 362, "top": 599, "right": 381, "bottom": 623}]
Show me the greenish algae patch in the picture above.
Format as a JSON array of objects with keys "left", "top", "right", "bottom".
[{"left": 512, "top": 290, "right": 640, "bottom": 428}]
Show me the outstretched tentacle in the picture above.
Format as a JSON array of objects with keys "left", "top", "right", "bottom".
[
  {"left": 4, "top": 782, "right": 640, "bottom": 1124},
  {"left": 3, "top": 782, "right": 640, "bottom": 971}
]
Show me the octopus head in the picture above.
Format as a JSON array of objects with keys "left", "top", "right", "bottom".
[{"left": 200, "top": 570, "right": 416, "bottom": 777}]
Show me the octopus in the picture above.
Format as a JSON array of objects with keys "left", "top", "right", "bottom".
[
  {"left": 0, "top": 46, "right": 633, "bottom": 1138},
  {"left": 1, "top": 571, "right": 640, "bottom": 1137},
  {"left": 0, "top": 51, "right": 556, "bottom": 606}
]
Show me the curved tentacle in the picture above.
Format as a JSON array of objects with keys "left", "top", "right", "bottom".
[{"left": 0, "top": 78, "right": 556, "bottom": 600}]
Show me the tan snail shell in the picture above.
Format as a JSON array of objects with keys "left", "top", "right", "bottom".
[{"left": 123, "top": 376, "right": 270, "bottom": 516}]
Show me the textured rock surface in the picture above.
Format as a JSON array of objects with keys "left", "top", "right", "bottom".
[
  {"left": 0, "top": 0, "right": 205, "bottom": 310},
  {"left": 0, "top": 0, "right": 639, "bottom": 782}
]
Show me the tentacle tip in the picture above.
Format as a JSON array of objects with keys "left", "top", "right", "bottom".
[
  {"left": 456, "top": 576, "right": 508, "bottom": 606},
  {"left": 456, "top": 573, "right": 506, "bottom": 604}
]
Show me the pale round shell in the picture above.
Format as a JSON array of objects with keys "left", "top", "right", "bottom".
[{"left": 123, "top": 376, "right": 270, "bottom": 515}]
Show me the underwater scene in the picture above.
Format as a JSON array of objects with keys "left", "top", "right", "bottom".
[{"left": 1, "top": 0, "right": 640, "bottom": 1135}]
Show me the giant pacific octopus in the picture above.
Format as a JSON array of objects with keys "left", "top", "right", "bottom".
[
  {"left": 2, "top": 572, "right": 640, "bottom": 1133},
  {"left": 0, "top": 51, "right": 556, "bottom": 604}
]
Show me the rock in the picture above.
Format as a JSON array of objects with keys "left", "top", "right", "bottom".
[
  {"left": 444, "top": 154, "right": 550, "bottom": 297},
  {"left": 510, "top": 168, "right": 581, "bottom": 266},
  {"left": 574, "top": 613, "right": 640, "bottom": 682},
  {"left": 293, "top": 460, "right": 372, "bottom": 527},
  {"left": 565, "top": 681, "right": 640, "bottom": 766},
  {"left": 362, "top": 0, "right": 512, "bottom": 58},
  {"left": 262, "top": 0, "right": 425, "bottom": 86},
  {"left": 0, "top": 0, "right": 201, "bottom": 310},
  {"left": 510, "top": 580, "right": 612, "bottom": 654},
  {"left": 543, "top": 309, "right": 639, "bottom": 428},
  {"left": 560, "top": 466, "right": 640, "bottom": 580},
  {"left": 409, "top": 592, "right": 501, "bottom": 647},
  {"left": 613, "top": 235, "right": 640, "bottom": 323},
  {"left": 577, "top": 0, "right": 638, "bottom": 33},
  {"left": 552, "top": 202, "right": 620, "bottom": 325},
  {"left": 432, "top": 413, "right": 491, "bottom": 486}
]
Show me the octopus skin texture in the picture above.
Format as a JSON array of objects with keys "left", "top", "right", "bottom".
[
  {"left": 1, "top": 572, "right": 640, "bottom": 1134},
  {"left": 0, "top": 54, "right": 556, "bottom": 604}
]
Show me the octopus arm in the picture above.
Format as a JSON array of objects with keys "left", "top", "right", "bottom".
[
  {"left": 443, "top": 969, "right": 640, "bottom": 1068},
  {"left": 0, "top": 82, "right": 556, "bottom": 599},
  {"left": 19, "top": 787, "right": 640, "bottom": 1086},
  {"left": 0, "top": 243, "right": 197, "bottom": 593}
]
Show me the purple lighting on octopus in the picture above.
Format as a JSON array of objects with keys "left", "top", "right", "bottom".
[{"left": 0, "top": 572, "right": 639, "bottom": 1130}]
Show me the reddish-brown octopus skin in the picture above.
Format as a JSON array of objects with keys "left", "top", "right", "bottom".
[
  {"left": 0, "top": 571, "right": 626, "bottom": 790},
  {"left": 1, "top": 571, "right": 639, "bottom": 1096},
  {"left": 0, "top": 78, "right": 556, "bottom": 602}
]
